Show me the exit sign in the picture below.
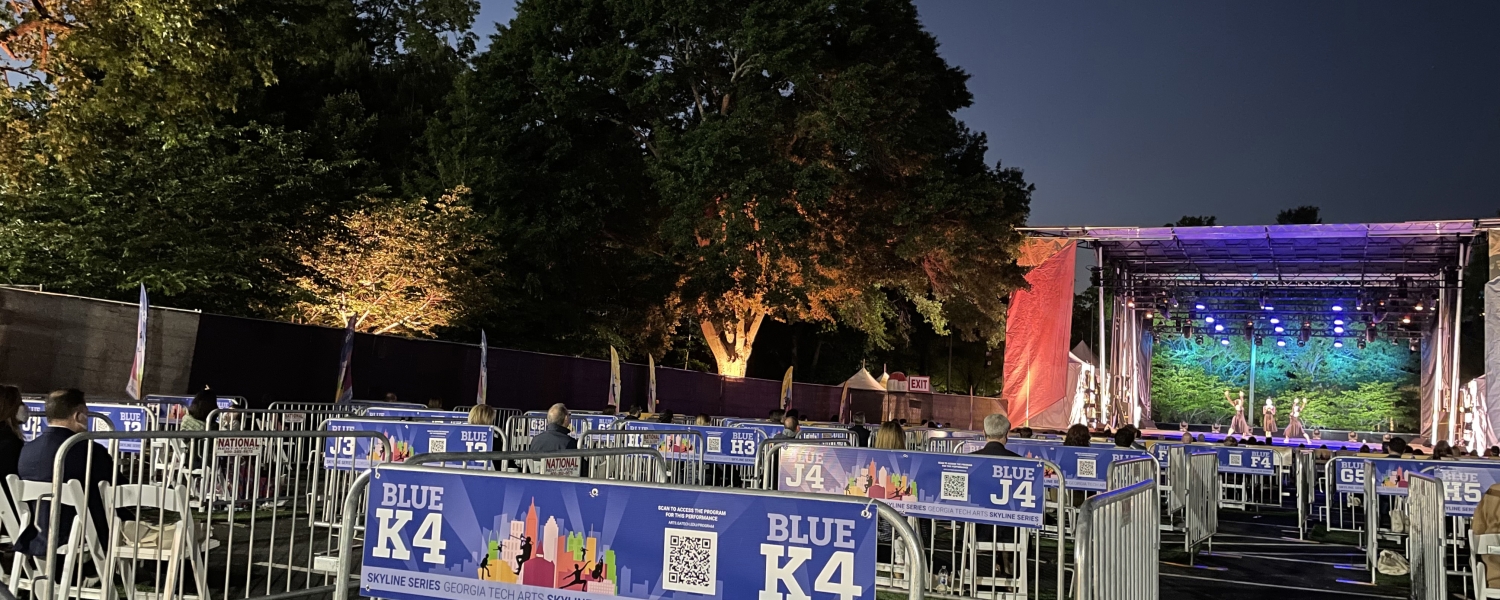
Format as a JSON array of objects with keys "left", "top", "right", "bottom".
[{"left": 908, "top": 376, "right": 931, "bottom": 393}]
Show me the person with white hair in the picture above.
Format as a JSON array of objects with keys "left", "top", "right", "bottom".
[
  {"left": 968, "top": 414, "right": 1020, "bottom": 457},
  {"left": 529, "top": 403, "right": 578, "bottom": 452}
]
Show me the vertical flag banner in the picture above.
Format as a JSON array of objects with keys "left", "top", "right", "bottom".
[
  {"left": 647, "top": 354, "right": 658, "bottom": 413},
  {"left": 476, "top": 330, "right": 489, "bottom": 405},
  {"left": 608, "top": 346, "right": 621, "bottom": 409},
  {"left": 124, "top": 284, "right": 148, "bottom": 400},
  {"left": 839, "top": 380, "right": 852, "bottom": 423},
  {"left": 780, "top": 366, "right": 794, "bottom": 410},
  {"left": 335, "top": 315, "right": 356, "bottom": 404}
]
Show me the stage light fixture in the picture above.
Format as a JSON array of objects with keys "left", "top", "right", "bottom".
[
  {"left": 1204, "top": 316, "right": 1215, "bottom": 324},
  {"left": 1127, "top": 299, "right": 1135, "bottom": 308},
  {"left": 1183, "top": 324, "right": 1194, "bottom": 337},
  {"left": 1401, "top": 315, "right": 1412, "bottom": 324},
  {"left": 1333, "top": 319, "right": 1344, "bottom": 326},
  {"left": 1332, "top": 305, "right": 1343, "bottom": 312},
  {"left": 1357, "top": 339, "right": 1366, "bottom": 349},
  {"left": 1365, "top": 326, "right": 1377, "bottom": 344},
  {"left": 1269, "top": 318, "right": 1280, "bottom": 325},
  {"left": 1145, "top": 311, "right": 1154, "bottom": 319},
  {"left": 1408, "top": 339, "right": 1419, "bottom": 352},
  {"left": 1255, "top": 336, "right": 1264, "bottom": 346},
  {"left": 1299, "top": 321, "right": 1312, "bottom": 344},
  {"left": 1196, "top": 303, "right": 1206, "bottom": 310},
  {"left": 1333, "top": 326, "right": 1344, "bottom": 334},
  {"left": 1274, "top": 326, "right": 1285, "bottom": 333},
  {"left": 1220, "top": 338, "right": 1230, "bottom": 346},
  {"left": 1415, "top": 302, "right": 1423, "bottom": 311},
  {"left": 1276, "top": 339, "right": 1287, "bottom": 347},
  {"left": 1214, "top": 324, "right": 1224, "bottom": 332},
  {"left": 1195, "top": 334, "right": 1204, "bottom": 344},
  {"left": 1298, "top": 339, "right": 1307, "bottom": 347},
  {"left": 1333, "top": 341, "right": 1343, "bottom": 348}
]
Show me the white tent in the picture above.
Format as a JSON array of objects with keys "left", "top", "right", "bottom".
[{"left": 842, "top": 368, "right": 887, "bottom": 392}]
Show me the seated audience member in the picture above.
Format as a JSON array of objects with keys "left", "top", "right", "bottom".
[
  {"left": 1476, "top": 483, "right": 1500, "bottom": 590},
  {"left": 1433, "top": 441, "right": 1454, "bottom": 460},
  {"left": 623, "top": 405, "right": 643, "bottom": 421},
  {"left": 694, "top": 414, "right": 712, "bottom": 426},
  {"left": 426, "top": 398, "right": 443, "bottom": 410},
  {"left": 1013, "top": 427, "right": 1034, "bottom": 439},
  {"left": 872, "top": 421, "right": 905, "bottom": 450},
  {"left": 847, "top": 413, "right": 871, "bottom": 447},
  {"left": 1411, "top": 448, "right": 1426, "bottom": 456},
  {"left": 968, "top": 414, "right": 1019, "bottom": 457},
  {"left": 1386, "top": 437, "right": 1408, "bottom": 458},
  {"left": 1358, "top": 444, "right": 1372, "bottom": 454},
  {"left": 1488, "top": 446, "right": 1500, "bottom": 458},
  {"left": 773, "top": 415, "right": 801, "bottom": 440},
  {"left": 1222, "top": 436, "right": 1239, "bottom": 447},
  {"left": 656, "top": 410, "right": 675, "bottom": 424},
  {"left": 179, "top": 387, "right": 218, "bottom": 431},
  {"left": 601, "top": 405, "right": 618, "bottom": 416},
  {"left": 0, "top": 386, "right": 23, "bottom": 504},
  {"left": 529, "top": 404, "right": 578, "bottom": 452},
  {"left": 1113, "top": 425, "right": 1139, "bottom": 449},
  {"left": 18, "top": 389, "right": 132, "bottom": 556},
  {"left": 1064, "top": 424, "right": 1091, "bottom": 447},
  {"left": 768, "top": 409, "right": 786, "bottom": 423},
  {"left": 467, "top": 404, "right": 498, "bottom": 427}
]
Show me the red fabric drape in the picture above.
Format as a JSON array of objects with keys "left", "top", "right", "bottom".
[{"left": 1002, "top": 239, "right": 1077, "bottom": 429}]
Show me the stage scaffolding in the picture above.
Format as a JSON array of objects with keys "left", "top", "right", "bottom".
[{"left": 1021, "top": 221, "right": 1486, "bottom": 444}]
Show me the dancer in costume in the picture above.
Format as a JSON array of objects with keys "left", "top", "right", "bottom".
[
  {"left": 1225, "top": 389, "right": 1251, "bottom": 437},
  {"left": 1283, "top": 396, "right": 1309, "bottom": 442},
  {"left": 1262, "top": 397, "right": 1278, "bottom": 438}
]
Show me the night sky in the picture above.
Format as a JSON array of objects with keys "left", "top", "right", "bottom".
[{"left": 474, "top": 1, "right": 1500, "bottom": 227}]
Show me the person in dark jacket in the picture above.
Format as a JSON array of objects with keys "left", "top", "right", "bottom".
[
  {"left": 772, "top": 415, "right": 800, "bottom": 440},
  {"left": 0, "top": 385, "right": 24, "bottom": 486},
  {"left": 529, "top": 404, "right": 578, "bottom": 452},
  {"left": 847, "top": 413, "right": 870, "bottom": 447},
  {"left": 968, "top": 413, "right": 1020, "bottom": 457},
  {"left": 17, "top": 389, "right": 131, "bottom": 557}
]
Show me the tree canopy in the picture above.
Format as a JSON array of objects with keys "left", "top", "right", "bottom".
[
  {"left": 427, "top": 0, "right": 1033, "bottom": 374},
  {"left": 1276, "top": 205, "right": 1323, "bottom": 225}
]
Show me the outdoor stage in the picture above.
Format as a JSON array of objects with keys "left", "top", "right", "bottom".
[{"left": 1006, "top": 220, "right": 1488, "bottom": 449}]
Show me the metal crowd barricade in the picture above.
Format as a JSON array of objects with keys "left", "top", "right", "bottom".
[
  {"left": 1294, "top": 449, "right": 1316, "bottom": 539},
  {"left": 404, "top": 448, "right": 669, "bottom": 483},
  {"left": 29, "top": 429, "right": 387, "bottom": 600},
  {"left": 1183, "top": 449, "right": 1218, "bottom": 564},
  {"left": 1106, "top": 456, "right": 1158, "bottom": 490},
  {"left": 751, "top": 438, "right": 853, "bottom": 491},
  {"left": 267, "top": 402, "right": 361, "bottom": 430},
  {"left": 331, "top": 464, "right": 929, "bottom": 600},
  {"left": 1322, "top": 455, "right": 1373, "bottom": 533},
  {"left": 1217, "top": 447, "right": 1286, "bottom": 510},
  {"left": 1074, "top": 477, "right": 1159, "bottom": 600},
  {"left": 1407, "top": 472, "right": 1446, "bottom": 600},
  {"left": 579, "top": 430, "right": 705, "bottom": 484}
]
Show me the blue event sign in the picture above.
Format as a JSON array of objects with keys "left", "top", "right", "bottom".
[
  {"left": 525, "top": 413, "right": 619, "bottom": 437},
  {"left": 776, "top": 445, "right": 1046, "bottom": 529},
  {"left": 143, "top": 394, "right": 236, "bottom": 425},
  {"left": 734, "top": 422, "right": 852, "bottom": 442},
  {"left": 365, "top": 407, "right": 470, "bottom": 421},
  {"left": 325, "top": 419, "right": 494, "bottom": 470},
  {"left": 1150, "top": 443, "right": 1275, "bottom": 476},
  {"left": 90, "top": 403, "right": 151, "bottom": 453},
  {"left": 361, "top": 466, "right": 877, "bottom": 600},
  {"left": 20, "top": 400, "right": 44, "bottom": 441},
  {"left": 619, "top": 422, "right": 767, "bottom": 466},
  {"left": 1331, "top": 457, "right": 1500, "bottom": 517},
  {"left": 978, "top": 439, "right": 1155, "bottom": 491}
]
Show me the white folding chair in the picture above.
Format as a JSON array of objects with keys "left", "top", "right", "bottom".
[
  {"left": 0, "top": 481, "right": 37, "bottom": 595},
  {"left": 99, "top": 482, "right": 213, "bottom": 600},
  {"left": 7, "top": 476, "right": 110, "bottom": 600},
  {"left": 1473, "top": 532, "right": 1500, "bottom": 599}
]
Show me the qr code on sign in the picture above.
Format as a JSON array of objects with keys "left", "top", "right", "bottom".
[
  {"left": 428, "top": 436, "right": 446, "bottom": 453},
  {"left": 662, "top": 528, "right": 717, "bottom": 595},
  {"left": 1077, "top": 458, "right": 1097, "bottom": 479},
  {"left": 940, "top": 471, "right": 969, "bottom": 501},
  {"left": 707, "top": 436, "right": 722, "bottom": 454},
  {"left": 1229, "top": 454, "right": 1243, "bottom": 467}
]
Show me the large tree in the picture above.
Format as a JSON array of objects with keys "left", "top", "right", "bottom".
[
  {"left": 0, "top": 0, "right": 479, "bottom": 315},
  {"left": 430, "top": 0, "right": 1032, "bottom": 375}
]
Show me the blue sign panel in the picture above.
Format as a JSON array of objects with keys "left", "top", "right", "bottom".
[
  {"left": 1150, "top": 443, "right": 1275, "bottom": 476},
  {"left": 365, "top": 407, "right": 470, "bottom": 421},
  {"left": 21, "top": 400, "right": 44, "bottom": 441},
  {"left": 981, "top": 439, "right": 1155, "bottom": 491},
  {"left": 1331, "top": 457, "right": 1500, "bottom": 517},
  {"left": 524, "top": 413, "right": 619, "bottom": 437},
  {"left": 90, "top": 403, "right": 151, "bottom": 453},
  {"left": 360, "top": 466, "right": 877, "bottom": 600},
  {"left": 733, "top": 422, "right": 851, "bottom": 442},
  {"left": 618, "top": 422, "right": 768, "bottom": 466},
  {"left": 776, "top": 445, "right": 1046, "bottom": 528},
  {"left": 325, "top": 419, "right": 495, "bottom": 470},
  {"left": 143, "top": 394, "right": 235, "bottom": 425}
]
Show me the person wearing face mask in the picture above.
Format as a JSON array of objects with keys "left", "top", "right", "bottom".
[{"left": 16, "top": 389, "right": 132, "bottom": 557}]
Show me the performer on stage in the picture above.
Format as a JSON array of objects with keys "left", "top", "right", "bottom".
[
  {"left": 1262, "top": 398, "right": 1278, "bottom": 437},
  {"left": 1225, "top": 390, "right": 1251, "bottom": 437},
  {"left": 1283, "top": 396, "right": 1309, "bottom": 442}
]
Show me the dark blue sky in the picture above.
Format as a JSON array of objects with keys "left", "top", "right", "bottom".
[{"left": 473, "top": 1, "right": 1500, "bottom": 227}]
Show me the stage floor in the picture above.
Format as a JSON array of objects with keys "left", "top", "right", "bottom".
[{"left": 1137, "top": 428, "right": 1414, "bottom": 451}]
